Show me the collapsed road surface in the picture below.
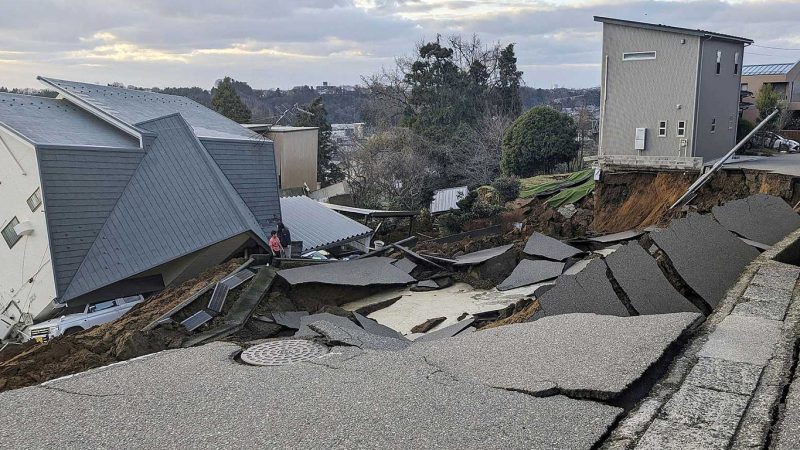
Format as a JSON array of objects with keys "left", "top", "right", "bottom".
[
  {"left": 0, "top": 313, "right": 701, "bottom": 448},
  {"left": 3, "top": 194, "right": 800, "bottom": 448}
]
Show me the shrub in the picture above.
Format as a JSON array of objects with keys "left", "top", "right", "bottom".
[
  {"left": 492, "top": 176, "right": 521, "bottom": 202},
  {"left": 501, "top": 106, "right": 579, "bottom": 177},
  {"left": 436, "top": 212, "right": 465, "bottom": 234},
  {"left": 456, "top": 190, "right": 478, "bottom": 211},
  {"left": 737, "top": 118, "right": 755, "bottom": 141}
]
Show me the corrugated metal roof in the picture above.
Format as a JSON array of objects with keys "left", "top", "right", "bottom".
[
  {"left": 430, "top": 186, "right": 469, "bottom": 214},
  {"left": 0, "top": 93, "right": 139, "bottom": 147},
  {"left": 38, "top": 77, "right": 260, "bottom": 141},
  {"left": 322, "top": 203, "right": 418, "bottom": 218},
  {"left": 742, "top": 63, "right": 796, "bottom": 76},
  {"left": 59, "top": 114, "right": 268, "bottom": 302},
  {"left": 280, "top": 196, "right": 372, "bottom": 252}
]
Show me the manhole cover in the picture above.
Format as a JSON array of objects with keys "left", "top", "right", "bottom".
[{"left": 240, "top": 340, "right": 328, "bottom": 366}]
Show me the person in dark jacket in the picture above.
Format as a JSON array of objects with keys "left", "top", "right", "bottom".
[{"left": 277, "top": 222, "right": 291, "bottom": 258}]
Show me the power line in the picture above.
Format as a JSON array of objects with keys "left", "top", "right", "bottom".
[
  {"left": 746, "top": 51, "right": 777, "bottom": 57},
  {"left": 752, "top": 44, "right": 800, "bottom": 51}
]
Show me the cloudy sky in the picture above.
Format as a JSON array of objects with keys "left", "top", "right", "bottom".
[{"left": 2, "top": 0, "right": 800, "bottom": 91}]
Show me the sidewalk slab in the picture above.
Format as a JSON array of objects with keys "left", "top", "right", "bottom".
[
  {"left": 659, "top": 385, "right": 750, "bottom": 438},
  {"left": 682, "top": 357, "right": 763, "bottom": 396},
  {"left": 697, "top": 315, "right": 782, "bottom": 366}
]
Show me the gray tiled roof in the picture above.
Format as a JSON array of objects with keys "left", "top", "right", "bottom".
[
  {"left": 204, "top": 138, "right": 281, "bottom": 231},
  {"left": 38, "top": 77, "right": 260, "bottom": 141},
  {"left": 280, "top": 196, "right": 373, "bottom": 252},
  {"left": 430, "top": 186, "right": 469, "bottom": 214},
  {"left": 0, "top": 93, "right": 138, "bottom": 147},
  {"left": 38, "top": 145, "right": 146, "bottom": 296},
  {"left": 742, "top": 63, "right": 796, "bottom": 76},
  {"left": 58, "top": 114, "right": 268, "bottom": 302}
]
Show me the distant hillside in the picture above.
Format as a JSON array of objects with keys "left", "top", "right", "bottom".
[
  {"left": 1, "top": 82, "right": 600, "bottom": 124},
  {"left": 0, "top": 87, "right": 58, "bottom": 98},
  {"left": 149, "top": 81, "right": 368, "bottom": 124},
  {"left": 521, "top": 86, "right": 601, "bottom": 110}
]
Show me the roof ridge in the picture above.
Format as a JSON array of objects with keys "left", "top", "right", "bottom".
[{"left": 38, "top": 76, "right": 190, "bottom": 101}]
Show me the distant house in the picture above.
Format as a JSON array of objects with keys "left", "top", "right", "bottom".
[
  {"left": 245, "top": 124, "right": 319, "bottom": 191},
  {"left": 741, "top": 61, "right": 800, "bottom": 123},
  {"left": 0, "top": 77, "right": 281, "bottom": 325},
  {"left": 595, "top": 17, "right": 752, "bottom": 165}
]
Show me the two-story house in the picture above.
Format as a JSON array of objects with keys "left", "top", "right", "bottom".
[{"left": 595, "top": 17, "right": 752, "bottom": 166}]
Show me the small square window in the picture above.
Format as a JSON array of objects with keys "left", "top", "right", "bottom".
[
  {"left": 2, "top": 217, "right": 21, "bottom": 249},
  {"left": 711, "top": 118, "right": 717, "bottom": 133},
  {"left": 658, "top": 120, "right": 668, "bottom": 137},
  {"left": 27, "top": 188, "right": 42, "bottom": 212},
  {"left": 677, "top": 121, "right": 686, "bottom": 137}
]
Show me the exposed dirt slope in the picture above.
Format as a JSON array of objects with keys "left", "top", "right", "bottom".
[
  {"left": 592, "top": 171, "right": 694, "bottom": 233},
  {"left": 591, "top": 168, "right": 800, "bottom": 233},
  {"left": 0, "top": 259, "right": 243, "bottom": 392}
]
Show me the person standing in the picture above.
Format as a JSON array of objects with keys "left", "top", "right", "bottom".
[
  {"left": 277, "top": 222, "right": 292, "bottom": 258},
  {"left": 268, "top": 230, "right": 283, "bottom": 259}
]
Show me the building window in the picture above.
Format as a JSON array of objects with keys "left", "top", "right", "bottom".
[
  {"left": 658, "top": 120, "right": 668, "bottom": 137},
  {"left": 711, "top": 118, "right": 717, "bottom": 133},
  {"left": 2, "top": 217, "right": 20, "bottom": 249},
  {"left": 623, "top": 51, "right": 656, "bottom": 61},
  {"left": 27, "top": 188, "right": 42, "bottom": 212},
  {"left": 716, "top": 51, "right": 722, "bottom": 75},
  {"left": 741, "top": 83, "right": 749, "bottom": 92},
  {"left": 734, "top": 52, "right": 740, "bottom": 75},
  {"left": 677, "top": 121, "right": 686, "bottom": 137}
]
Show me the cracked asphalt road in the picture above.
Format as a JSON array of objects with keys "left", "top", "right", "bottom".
[{"left": 0, "top": 313, "right": 699, "bottom": 449}]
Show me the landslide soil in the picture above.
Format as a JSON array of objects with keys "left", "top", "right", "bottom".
[
  {"left": 0, "top": 259, "right": 243, "bottom": 392},
  {"left": 592, "top": 169, "right": 800, "bottom": 233}
]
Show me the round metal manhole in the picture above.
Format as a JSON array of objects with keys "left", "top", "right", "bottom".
[{"left": 240, "top": 340, "right": 329, "bottom": 366}]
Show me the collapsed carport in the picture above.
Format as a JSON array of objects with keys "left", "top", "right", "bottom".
[{"left": 280, "top": 196, "right": 374, "bottom": 254}]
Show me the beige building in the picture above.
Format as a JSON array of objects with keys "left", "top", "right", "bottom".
[
  {"left": 741, "top": 61, "right": 800, "bottom": 123},
  {"left": 245, "top": 125, "right": 319, "bottom": 190},
  {"left": 596, "top": 17, "right": 751, "bottom": 165}
]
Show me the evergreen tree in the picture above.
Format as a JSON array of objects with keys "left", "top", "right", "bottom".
[
  {"left": 294, "top": 97, "right": 344, "bottom": 187},
  {"left": 403, "top": 40, "right": 481, "bottom": 142},
  {"left": 501, "top": 106, "right": 578, "bottom": 176},
  {"left": 495, "top": 44, "right": 522, "bottom": 117},
  {"left": 211, "top": 77, "right": 251, "bottom": 123}
]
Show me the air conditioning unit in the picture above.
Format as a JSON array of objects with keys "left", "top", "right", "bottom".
[{"left": 13, "top": 220, "right": 34, "bottom": 236}]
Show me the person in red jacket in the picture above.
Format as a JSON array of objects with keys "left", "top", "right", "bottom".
[{"left": 268, "top": 230, "right": 283, "bottom": 257}]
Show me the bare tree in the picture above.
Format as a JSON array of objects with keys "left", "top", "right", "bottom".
[
  {"left": 447, "top": 113, "right": 513, "bottom": 187},
  {"left": 342, "top": 128, "right": 439, "bottom": 210}
]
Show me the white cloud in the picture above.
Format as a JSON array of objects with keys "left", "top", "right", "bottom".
[{"left": 0, "top": 0, "right": 797, "bottom": 89}]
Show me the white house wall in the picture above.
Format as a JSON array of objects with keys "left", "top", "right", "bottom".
[{"left": 0, "top": 127, "right": 57, "bottom": 321}]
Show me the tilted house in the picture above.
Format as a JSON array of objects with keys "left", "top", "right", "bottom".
[
  {"left": 0, "top": 78, "right": 281, "bottom": 326},
  {"left": 595, "top": 17, "right": 752, "bottom": 167}
]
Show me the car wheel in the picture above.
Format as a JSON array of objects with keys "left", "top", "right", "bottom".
[{"left": 63, "top": 327, "right": 83, "bottom": 336}]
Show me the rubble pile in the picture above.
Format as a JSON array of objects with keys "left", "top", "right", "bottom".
[{"left": 0, "top": 260, "right": 245, "bottom": 392}]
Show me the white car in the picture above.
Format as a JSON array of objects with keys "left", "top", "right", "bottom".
[{"left": 26, "top": 295, "right": 144, "bottom": 342}]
